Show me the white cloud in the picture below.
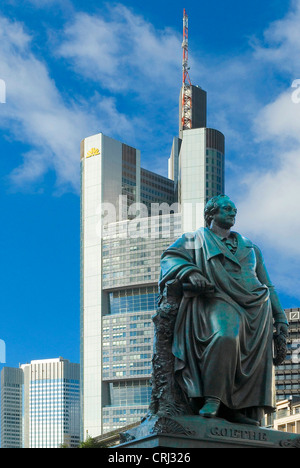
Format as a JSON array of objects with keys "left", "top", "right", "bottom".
[
  {"left": 56, "top": 5, "right": 182, "bottom": 95},
  {"left": 253, "top": 0, "right": 300, "bottom": 75},
  {"left": 182, "top": 1, "right": 300, "bottom": 299},
  {"left": 235, "top": 87, "right": 300, "bottom": 259},
  {"left": 0, "top": 5, "right": 184, "bottom": 191},
  {"left": 0, "top": 2, "right": 299, "bottom": 302},
  {"left": 0, "top": 14, "right": 135, "bottom": 192},
  {"left": 228, "top": 1, "right": 300, "bottom": 299},
  {"left": 254, "top": 90, "right": 300, "bottom": 146},
  {"left": 1, "top": 2, "right": 300, "bottom": 290}
]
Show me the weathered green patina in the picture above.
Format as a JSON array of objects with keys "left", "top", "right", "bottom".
[{"left": 156, "top": 195, "right": 288, "bottom": 425}]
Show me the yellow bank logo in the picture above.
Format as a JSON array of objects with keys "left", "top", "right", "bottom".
[{"left": 86, "top": 147, "right": 100, "bottom": 158}]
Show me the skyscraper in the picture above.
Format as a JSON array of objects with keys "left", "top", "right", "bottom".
[
  {"left": 169, "top": 84, "right": 225, "bottom": 233},
  {"left": 80, "top": 11, "right": 225, "bottom": 438},
  {"left": 80, "top": 95, "right": 225, "bottom": 437},
  {"left": 1, "top": 357, "right": 80, "bottom": 448},
  {"left": 179, "top": 84, "right": 207, "bottom": 138},
  {"left": 275, "top": 308, "right": 300, "bottom": 400},
  {"left": 80, "top": 135, "right": 181, "bottom": 438},
  {"left": 173, "top": 9, "right": 225, "bottom": 232},
  {"left": 1, "top": 367, "right": 23, "bottom": 448}
]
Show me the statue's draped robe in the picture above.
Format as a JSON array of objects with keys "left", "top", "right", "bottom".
[{"left": 159, "top": 228, "right": 288, "bottom": 413}]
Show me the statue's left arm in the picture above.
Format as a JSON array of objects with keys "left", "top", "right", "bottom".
[
  {"left": 159, "top": 233, "right": 203, "bottom": 294},
  {"left": 254, "top": 245, "right": 288, "bottom": 332}
]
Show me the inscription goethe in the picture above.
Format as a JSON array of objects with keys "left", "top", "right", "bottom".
[{"left": 210, "top": 426, "right": 268, "bottom": 442}]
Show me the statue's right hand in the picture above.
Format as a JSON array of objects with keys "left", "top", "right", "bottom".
[{"left": 188, "top": 272, "right": 215, "bottom": 294}]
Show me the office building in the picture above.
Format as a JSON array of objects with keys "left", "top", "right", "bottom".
[
  {"left": 80, "top": 75, "right": 225, "bottom": 437},
  {"left": 1, "top": 367, "right": 23, "bottom": 448},
  {"left": 179, "top": 84, "right": 207, "bottom": 138},
  {"left": 1, "top": 357, "right": 80, "bottom": 448},
  {"left": 264, "top": 398, "right": 300, "bottom": 434},
  {"left": 22, "top": 358, "right": 80, "bottom": 448},
  {"left": 275, "top": 308, "right": 300, "bottom": 401},
  {"left": 169, "top": 83, "right": 225, "bottom": 233},
  {"left": 273, "top": 398, "right": 300, "bottom": 433},
  {"left": 261, "top": 308, "right": 300, "bottom": 431},
  {"left": 80, "top": 135, "right": 181, "bottom": 438}
]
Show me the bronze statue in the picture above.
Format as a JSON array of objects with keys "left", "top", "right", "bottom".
[{"left": 149, "top": 195, "right": 288, "bottom": 427}]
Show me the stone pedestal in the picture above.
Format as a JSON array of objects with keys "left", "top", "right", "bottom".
[{"left": 119, "top": 415, "right": 300, "bottom": 449}]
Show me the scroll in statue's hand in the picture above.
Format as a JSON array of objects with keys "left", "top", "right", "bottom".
[{"left": 187, "top": 272, "right": 215, "bottom": 295}]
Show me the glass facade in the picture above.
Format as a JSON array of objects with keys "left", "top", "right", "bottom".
[
  {"left": 81, "top": 84, "right": 225, "bottom": 437},
  {"left": 177, "top": 127, "right": 225, "bottom": 232},
  {"left": 29, "top": 378, "right": 80, "bottom": 448},
  {"left": 0, "top": 367, "right": 23, "bottom": 448},
  {"left": 99, "top": 212, "right": 181, "bottom": 432},
  {"left": 109, "top": 287, "right": 158, "bottom": 315},
  {"left": 122, "top": 143, "right": 138, "bottom": 212},
  {"left": 102, "top": 214, "right": 182, "bottom": 290},
  {"left": 102, "top": 381, "right": 152, "bottom": 432},
  {"left": 102, "top": 286, "right": 158, "bottom": 432},
  {"left": 22, "top": 358, "right": 80, "bottom": 448},
  {"left": 1, "top": 359, "right": 80, "bottom": 448},
  {"left": 205, "top": 148, "right": 225, "bottom": 203},
  {"left": 102, "top": 288, "right": 156, "bottom": 380},
  {"left": 275, "top": 309, "right": 300, "bottom": 400},
  {"left": 140, "top": 168, "right": 175, "bottom": 213}
]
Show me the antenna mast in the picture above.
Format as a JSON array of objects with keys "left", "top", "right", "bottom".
[{"left": 181, "top": 8, "right": 192, "bottom": 131}]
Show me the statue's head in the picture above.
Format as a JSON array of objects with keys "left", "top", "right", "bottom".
[{"left": 204, "top": 195, "right": 237, "bottom": 229}]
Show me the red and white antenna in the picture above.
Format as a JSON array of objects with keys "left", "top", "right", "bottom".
[{"left": 181, "top": 8, "right": 192, "bottom": 131}]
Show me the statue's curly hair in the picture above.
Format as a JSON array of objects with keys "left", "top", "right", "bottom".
[{"left": 204, "top": 194, "right": 231, "bottom": 227}]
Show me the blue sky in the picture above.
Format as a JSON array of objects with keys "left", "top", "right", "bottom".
[{"left": 0, "top": 0, "right": 300, "bottom": 370}]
